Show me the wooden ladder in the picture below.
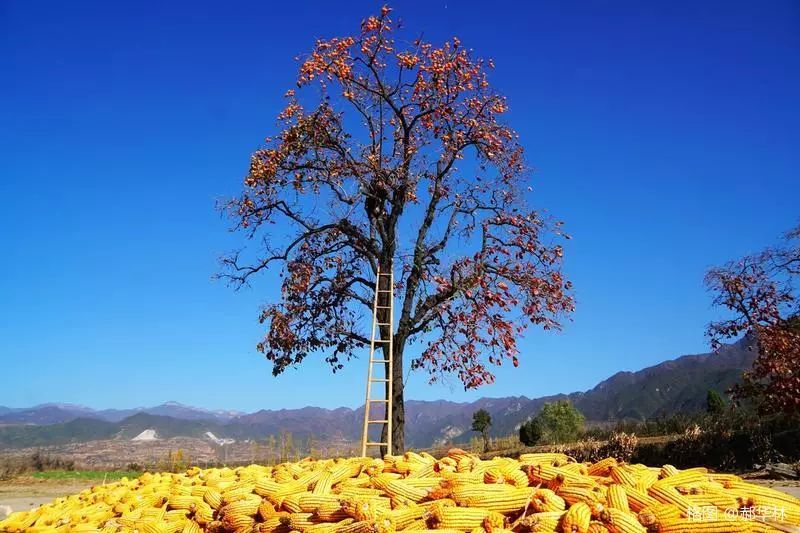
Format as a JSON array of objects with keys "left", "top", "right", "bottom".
[{"left": 360, "top": 264, "right": 394, "bottom": 457}]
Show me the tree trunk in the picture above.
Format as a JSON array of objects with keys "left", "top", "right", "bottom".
[
  {"left": 391, "top": 342, "right": 405, "bottom": 454},
  {"left": 379, "top": 340, "right": 405, "bottom": 454}
]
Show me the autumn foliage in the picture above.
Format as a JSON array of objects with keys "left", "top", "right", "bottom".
[
  {"left": 706, "top": 224, "right": 800, "bottom": 415},
  {"left": 221, "top": 6, "right": 573, "bottom": 450}
]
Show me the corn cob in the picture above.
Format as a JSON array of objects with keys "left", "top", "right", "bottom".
[
  {"left": 634, "top": 470, "right": 658, "bottom": 493},
  {"left": 725, "top": 480, "right": 800, "bottom": 508},
  {"left": 299, "top": 493, "right": 341, "bottom": 512},
  {"left": 447, "top": 448, "right": 472, "bottom": 461},
  {"left": 222, "top": 480, "right": 256, "bottom": 495},
  {"left": 685, "top": 493, "right": 739, "bottom": 511},
  {"left": 282, "top": 491, "right": 305, "bottom": 512},
  {"left": 532, "top": 489, "right": 567, "bottom": 513},
  {"left": 191, "top": 501, "right": 214, "bottom": 525},
  {"left": 163, "top": 509, "right": 189, "bottom": 522},
  {"left": 457, "top": 487, "right": 536, "bottom": 514},
  {"left": 403, "top": 518, "right": 429, "bottom": 530},
  {"left": 371, "top": 476, "right": 429, "bottom": 502},
  {"left": 517, "top": 511, "right": 565, "bottom": 532},
  {"left": 402, "top": 530, "right": 462, "bottom": 533},
  {"left": 506, "top": 469, "right": 531, "bottom": 488},
  {"left": 621, "top": 486, "right": 660, "bottom": 513},
  {"left": 656, "top": 518, "right": 751, "bottom": 532},
  {"left": 385, "top": 505, "right": 425, "bottom": 528},
  {"left": 484, "top": 468, "right": 503, "bottom": 484},
  {"left": 520, "top": 453, "right": 571, "bottom": 466},
  {"left": 403, "top": 478, "right": 442, "bottom": 490},
  {"left": 587, "top": 521, "right": 610, "bottom": 533},
  {"left": 257, "top": 511, "right": 291, "bottom": 532},
  {"left": 563, "top": 502, "right": 592, "bottom": 533},
  {"left": 655, "top": 469, "right": 709, "bottom": 488},
  {"left": 528, "top": 464, "right": 583, "bottom": 486},
  {"left": 132, "top": 519, "right": 170, "bottom": 533},
  {"left": 708, "top": 473, "right": 741, "bottom": 484},
  {"left": 282, "top": 511, "right": 323, "bottom": 530},
  {"left": 323, "top": 517, "right": 364, "bottom": 533},
  {"left": 429, "top": 505, "right": 505, "bottom": 530},
  {"left": 255, "top": 479, "right": 285, "bottom": 498},
  {"left": 636, "top": 503, "right": 681, "bottom": 528},
  {"left": 315, "top": 501, "right": 351, "bottom": 522},
  {"left": 606, "top": 485, "right": 629, "bottom": 513},
  {"left": 659, "top": 465, "right": 679, "bottom": 478},
  {"left": 647, "top": 482, "right": 694, "bottom": 514},
  {"left": 340, "top": 497, "right": 385, "bottom": 521},
  {"left": 588, "top": 458, "right": 618, "bottom": 477},
  {"left": 562, "top": 463, "right": 590, "bottom": 477},
  {"left": 315, "top": 471, "right": 337, "bottom": 495},
  {"left": 203, "top": 489, "right": 222, "bottom": 510},
  {"left": 609, "top": 467, "right": 638, "bottom": 488},
  {"left": 336, "top": 487, "right": 385, "bottom": 498},
  {"left": 305, "top": 521, "right": 348, "bottom": 533},
  {"left": 737, "top": 496, "right": 800, "bottom": 524},
  {"left": 407, "top": 463, "right": 436, "bottom": 479},
  {"left": 557, "top": 482, "right": 605, "bottom": 506},
  {"left": 219, "top": 494, "right": 262, "bottom": 517},
  {"left": 166, "top": 495, "right": 197, "bottom": 511},
  {"left": 598, "top": 508, "right": 645, "bottom": 533}
]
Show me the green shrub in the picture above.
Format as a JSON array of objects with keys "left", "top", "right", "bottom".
[
  {"left": 519, "top": 418, "right": 543, "bottom": 446},
  {"left": 537, "top": 401, "right": 585, "bottom": 444}
]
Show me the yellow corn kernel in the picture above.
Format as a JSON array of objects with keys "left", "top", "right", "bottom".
[
  {"left": 657, "top": 518, "right": 750, "bottom": 532},
  {"left": 606, "top": 485, "right": 628, "bottom": 513},
  {"left": 532, "top": 489, "right": 567, "bottom": 513},
  {"left": 588, "top": 458, "right": 618, "bottom": 477},
  {"left": 430, "top": 505, "right": 505, "bottom": 530},
  {"left": 599, "top": 508, "right": 645, "bottom": 533},
  {"left": 562, "top": 502, "right": 591, "bottom": 533}
]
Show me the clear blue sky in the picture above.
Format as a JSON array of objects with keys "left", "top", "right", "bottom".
[{"left": 1, "top": 0, "right": 798, "bottom": 412}]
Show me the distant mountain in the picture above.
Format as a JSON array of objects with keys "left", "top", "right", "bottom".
[
  {"left": 116, "top": 413, "right": 224, "bottom": 439},
  {"left": 0, "top": 405, "right": 93, "bottom": 425},
  {"left": 0, "top": 338, "right": 756, "bottom": 449},
  {"left": 0, "top": 418, "right": 118, "bottom": 448},
  {"left": 569, "top": 337, "right": 755, "bottom": 421},
  {"left": 228, "top": 407, "right": 360, "bottom": 441},
  {"left": 0, "top": 402, "right": 243, "bottom": 426}
]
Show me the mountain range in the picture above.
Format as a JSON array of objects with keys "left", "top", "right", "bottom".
[
  {"left": 0, "top": 338, "right": 756, "bottom": 449},
  {"left": 0, "top": 401, "right": 243, "bottom": 425}
]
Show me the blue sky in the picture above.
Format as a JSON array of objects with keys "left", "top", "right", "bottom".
[{"left": 1, "top": 0, "right": 797, "bottom": 412}]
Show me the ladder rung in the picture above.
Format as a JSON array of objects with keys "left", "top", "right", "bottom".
[
  {"left": 370, "top": 378, "right": 389, "bottom": 382},
  {"left": 367, "top": 399, "right": 389, "bottom": 402},
  {"left": 370, "top": 359, "right": 390, "bottom": 363},
  {"left": 375, "top": 306, "right": 391, "bottom": 309},
  {"left": 377, "top": 289, "right": 392, "bottom": 293},
  {"left": 375, "top": 323, "right": 391, "bottom": 326},
  {"left": 372, "top": 339, "right": 390, "bottom": 343},
  {"left": 367, "top": 419, "right": 389, "bottom": 424},
  {"left": 365, "top": 442, "right": 389, "bottom": 446}
]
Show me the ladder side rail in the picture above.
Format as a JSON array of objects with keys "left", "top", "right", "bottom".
[
  {"left": 387, "top": 265, "right": 394, "bottom": 455},
  {"left": 361, "top": 265, "right": 382, "bottom": 457}
]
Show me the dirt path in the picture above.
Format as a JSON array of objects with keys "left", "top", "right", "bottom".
[
  {"left": 0, "top": 479, "right": 97, "bottom": 517},
  {"left": 750, "top": 479, "right": 800, "bottom": 498}
]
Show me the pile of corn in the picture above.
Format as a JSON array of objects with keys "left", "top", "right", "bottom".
[{"left": 2, "top": 449, "right": 799, "bottom": 533}]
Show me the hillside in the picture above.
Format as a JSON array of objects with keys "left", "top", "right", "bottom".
[
  {"left": 0, "top": 338, "right": 756, "bottom": 449},
  {"left": 0, "top": 418, "right": 118, "bottom": 448}
]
